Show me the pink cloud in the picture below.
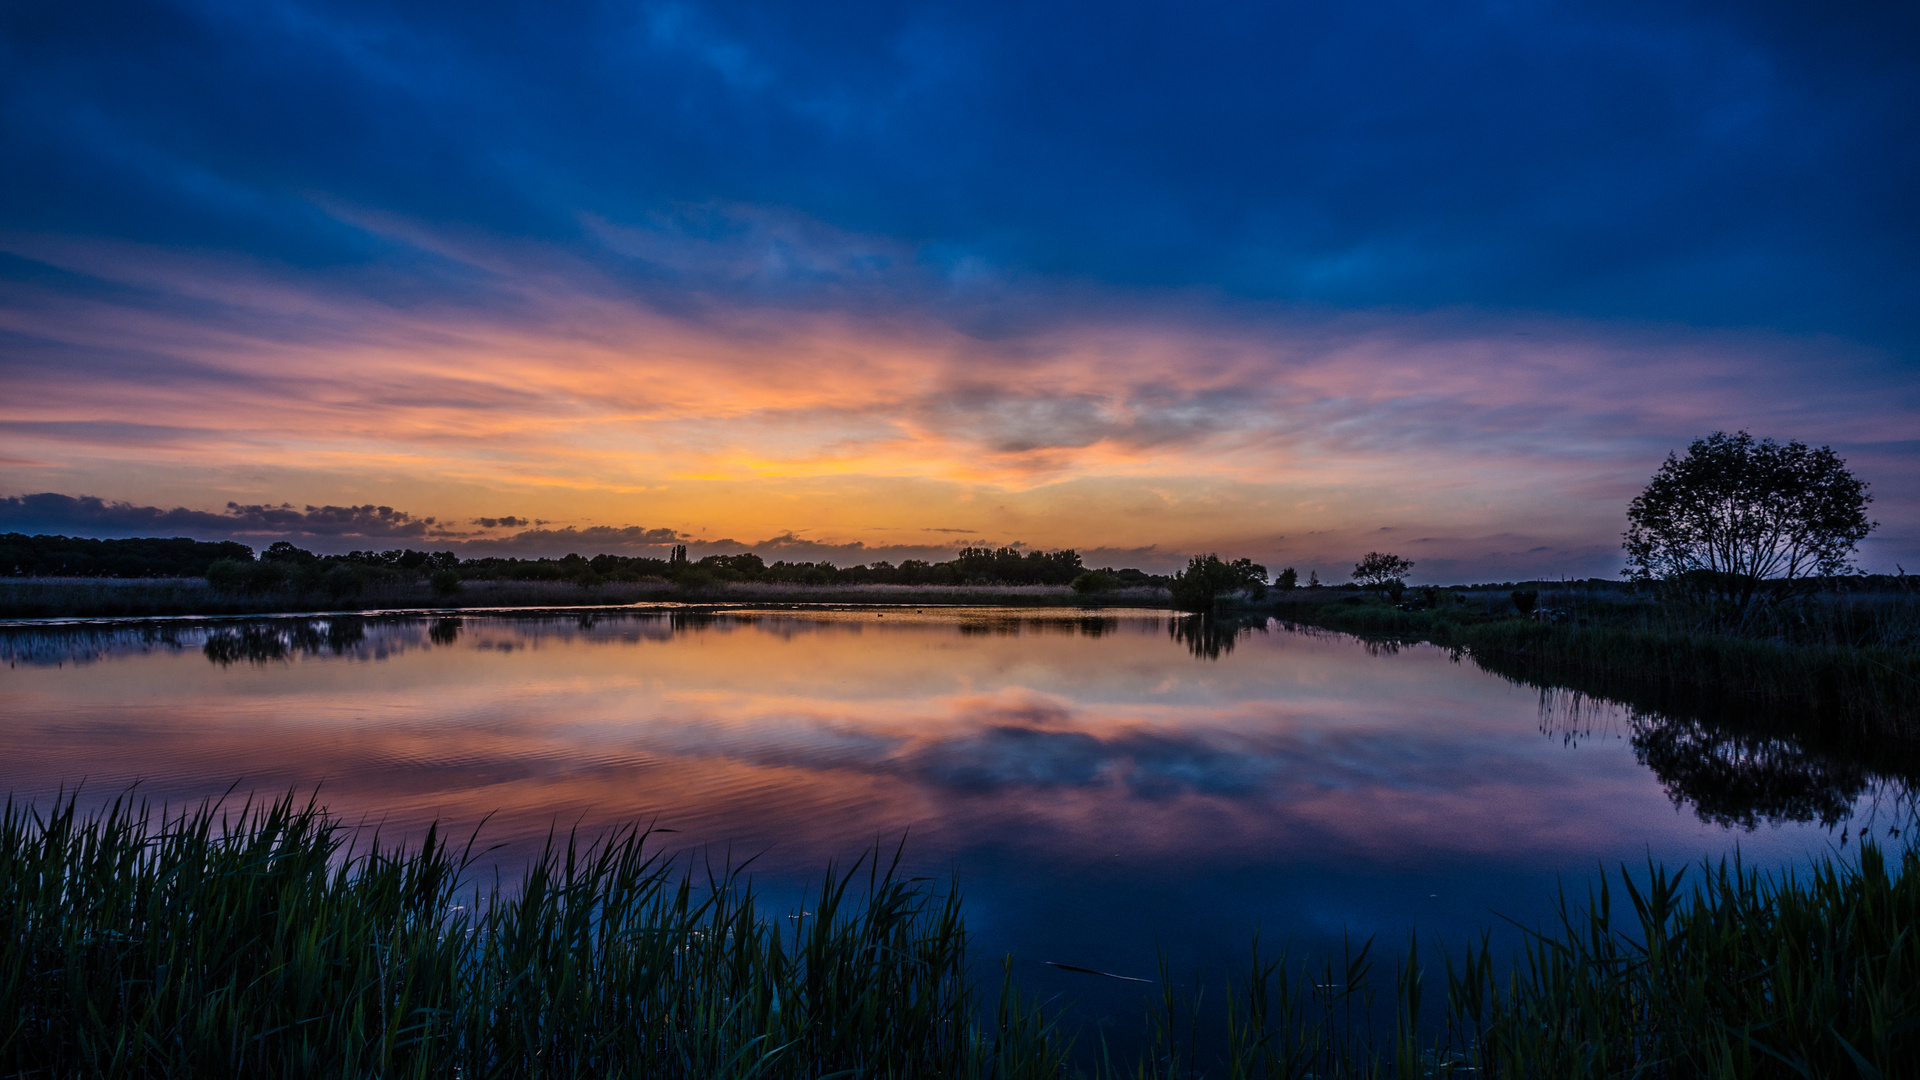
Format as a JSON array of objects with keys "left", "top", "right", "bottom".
[{"left": 3, "top": 228, "right": 1914, "bottom": 578}]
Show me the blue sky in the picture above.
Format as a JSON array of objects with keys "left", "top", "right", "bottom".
[{"left": 3, "top": 0, "right": 1917, "bottom": 577}]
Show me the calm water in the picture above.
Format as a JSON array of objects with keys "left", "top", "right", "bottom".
[{"left": 2, "top": 607, "right": 1907, "bottom": 1026}]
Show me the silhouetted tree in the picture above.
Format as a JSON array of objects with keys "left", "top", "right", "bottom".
[
  {"left": 1351, "top": 552, "right": 1413, "bottom": 587},
  {"left": 1624, "top": 431, "right": 1874, "bottom": 615},
  {"left": 1169, "top": 554, "right": 1268, "bottom": 612}
]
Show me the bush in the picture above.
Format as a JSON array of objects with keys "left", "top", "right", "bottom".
[
  {"left": 429, "top": 569, "right": 463, "bottom": 597},
  {"left": 1070, "top": 571, "right": 1119, "bottom": 595},
  {"left": 1170, "top": 554, "right": 1268, "bottom": 612},
  {"left": 1512, "top": 589, "right": 1538, "bottom": 615},
  {"left": 204, "top": 558, "right": 249, "bottom": 592},
  {"left": 675, "top": 569, "right": 716, "bottom": 593},
  {"left": 321, "top": 563, "right": 370, "bottom": 600},
  {"left": 205, "top": 558, "right": 291, "bottom": 595}
]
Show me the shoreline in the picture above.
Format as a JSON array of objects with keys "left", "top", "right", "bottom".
[
  {"left": 0, "top": 576, "right": 1172, "bottom": 622},
  {"left": 1261, "top": 588, "right": 1920, "bottom": 745}
]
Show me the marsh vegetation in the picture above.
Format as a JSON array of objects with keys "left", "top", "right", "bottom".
[
  {"left": 5, "top": 790, "right": 1915, "bottom": 1077},
  {"left": 1265, "top": 578, "right": 1920, "bottom": 743}
]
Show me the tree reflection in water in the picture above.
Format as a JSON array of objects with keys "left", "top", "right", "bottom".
[
  {"left": 172, "top": 611, "right": 1913, "bottom": 833},
  {"left": 1169, "top": 614, "right": 1268, "bottom": 660},
  {"left": 1631, "top": 716, "right": 1869, "bottom": 828},
  {"left": 1536, "top": 688, "right": 1902, "bottom": 830},
  {"left": 202, "top": 618, "right": 366, "bottom": 665}
]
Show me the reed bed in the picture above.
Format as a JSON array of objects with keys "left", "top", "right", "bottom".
[
  {"left": 1268, "top": 593, "right": 1920, "bottom": 741},
  {"left": 0, "top": 792, "right": 1066, "bottom": 1079},
  {"left": 5, "top": 791, "right": 1916, "bottom": 1077},
  {"left": 1103, "top": 846, "right": 1920, "bottom": 1078}
]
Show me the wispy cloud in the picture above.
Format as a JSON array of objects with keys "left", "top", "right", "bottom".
[
  {"left": 2, "top": 220, "right": 1915, "bottom": 577},
  {"left": 0, "top": 493, "right": 497, "bottom": 544}
]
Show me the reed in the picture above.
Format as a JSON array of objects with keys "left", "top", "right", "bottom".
[
  {"left": 1111, "top": 845, "right": 1920, "bottom": 1078},
  {"left": 5, "top": 791, "right": 1916, "bottom": 1077},
  {"left": 1442, "top": 844, "right": 1920, "bottom": 1078},
  {"left": 0, "top": 791, "right": 1067, "bottom": 1079}
]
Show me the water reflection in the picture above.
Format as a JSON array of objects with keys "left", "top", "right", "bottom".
[
  {"left": 202, "top": 617, "right": 369, "bottom": 665},
  {"left": 5, "top": 612, "right": 1913, "bottom": 842},
  {"left": 1533, "top": 690, "right": 1906, "bottom": 831},
  {"left": 2, "top": 608, "right": 1912, "bottom": 1030},
  {"left": 1633, "top": 715, "right": 1873, "bottom": 829},
  {"left": 1168, "top": 613, "right": 1266, "bottom": 659}
]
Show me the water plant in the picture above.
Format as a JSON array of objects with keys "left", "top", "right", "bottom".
[
  {"left": 0, "top": 791, "right": 1066, "bottom": 1079},
  {"left": 4, "top": 790, "right": 1916, "bottom": 1077}
]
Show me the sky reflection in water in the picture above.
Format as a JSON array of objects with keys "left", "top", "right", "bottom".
[{"left": 1, "top": 609, "right": 1904, "bottom": 1022}]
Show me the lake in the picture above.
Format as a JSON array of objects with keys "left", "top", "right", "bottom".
[{"left": 1, "top": 606, "right": 1904, "bottom": 1032}]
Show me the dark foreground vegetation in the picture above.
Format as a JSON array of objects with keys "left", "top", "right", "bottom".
[{"left": 4, "top": 791, "right": 1916, "bottom": 1078}]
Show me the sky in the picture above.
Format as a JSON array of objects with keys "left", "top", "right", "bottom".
[{"left": 3, "top": 0, "right": 1917, "bottom": 580}]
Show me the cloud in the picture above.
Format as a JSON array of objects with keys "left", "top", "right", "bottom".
[
  {"left": 0, "top": 493, "right": 462, "bottom": 546},
  {"left": 5, "top": 0, "right": 1916, "bottom": 350},
  {"left": 0, "top": 490, "right": 1135, "bottom": 567},
  {"left": 2, "top": 198, "right": 1915, "bottom": 578},
  {"left": 455, "top": 525, "right": 689, "bottom": 558}
]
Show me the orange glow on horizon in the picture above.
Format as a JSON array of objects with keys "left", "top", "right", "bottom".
[{"left": 3, "top": 233, "right": 1907, "bottom": 573}]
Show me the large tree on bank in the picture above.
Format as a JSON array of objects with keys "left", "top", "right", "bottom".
[
  {"left": 1623, "top": 431, "right": 1874, "bottom": 613},
  {"left": 1170, "top": 554, "right": 1268, "bottom": 612}
]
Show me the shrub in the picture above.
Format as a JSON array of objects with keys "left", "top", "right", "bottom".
[
  {"left": 1070, "top": 570, "right": 1119, "bottom": 595},
  {"left": 322, "top": 563, "right": 370, "bottom": 600},
  {"left": 205, "top": 558, "right": 291, "bottom": 595},
  {"left": 1170, "top": 554, "right": 1268, "bottom": 612}
]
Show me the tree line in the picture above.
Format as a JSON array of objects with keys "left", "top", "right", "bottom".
[
  {"left": 0, "top": 534, "right": 255, "bottom": 578},
  {"left": 463, "top": 545, "right": 1165, "bottom": 590},
  {"left": 8, "top": 430, "right": 1883, "bottom": 618},
  {"left": 1, "top": 534, "right": 1175, "bottom": 595}
]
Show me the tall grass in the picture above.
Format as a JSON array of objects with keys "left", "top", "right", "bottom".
[
  {"left": 6, "top": 791, "right": 1917, "bottom": 1077},
  {"left": 1445, "top": 845, "right": 1920, "bottom": 1078},
  {"left": 1115, "top": 846, "right": 1920, "bottom": 1078},
  {"left": 0, "top": 792, "right": 1066, "bottom": 1079}
]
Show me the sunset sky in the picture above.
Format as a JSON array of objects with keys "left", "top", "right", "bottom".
[{"left": 4, "top": 1, "right": 1917, "bottom": 580}]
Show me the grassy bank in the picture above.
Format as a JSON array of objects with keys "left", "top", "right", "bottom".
[
  {"left": 5, "top": 792, "right": 1916, "bottom": 1077},
  {"left": 0, "top": 576, "right": 1169, "bottom": 620},
  {"left": 1265, "top": 588, "right": 1920, "bottom": 743}
]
